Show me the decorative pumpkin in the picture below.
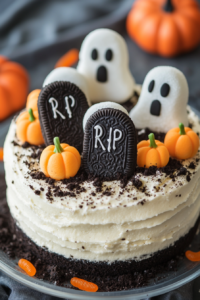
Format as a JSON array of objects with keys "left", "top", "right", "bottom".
[
  {"left": 26, "top": 89, "right": 41, "bottom": 112},
  {"left": 40, "top": 137, "right": 81, "bottom": 180},
  {"left": 0, "top": 56, "right": 29, "bottom": 121},
  {"left": 126, "top": 0, "right": 200, "bottom": 57},
  {"left": 0, "top": 148, "right": 3, "bottom": 161},
  {"left": 16, "top": 108, "right": 44, "bottom": 145},
  {"left": 164, "top": 123, "right": 199, "bottom": 159},
  {"left": 55, "top": 48, "right": 79, "bottom": 68},
  {"left": 137, "top": 133, "right": 169, "bottom": 168}
]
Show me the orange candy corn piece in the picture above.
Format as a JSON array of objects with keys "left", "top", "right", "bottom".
[
  {"left": 0, "top": 148, "right": 3, "bottom": 161},
  {"left": 55, "top": 49, "right": 79, "bottom": 68},
  {"left": 70, "top": 277, "right": 98, "bottom": 292},
  {"left": 18, "top": 259, "right": 36, "bottom": 276},
  {"left": 185, "top": 250, "right": 200, "bottom": 262}
]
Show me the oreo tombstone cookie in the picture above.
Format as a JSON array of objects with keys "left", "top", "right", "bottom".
[
  {"left": 38, "top": 81, "right": 89, "bottom": 153},
  {"left": 83, "top": 103, "right": 137, "bottom": 179}
]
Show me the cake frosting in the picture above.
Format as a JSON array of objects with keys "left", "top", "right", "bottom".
[{"left": 4, "top": 106, "right": 200, "bottom": 263}]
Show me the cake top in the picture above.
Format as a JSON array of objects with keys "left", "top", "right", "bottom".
[
  {"left": 6, "top": 106, "right": 200, "bottom": 226},
  {"left": 5, "top": 28, "right": 200, "bottom": 220}
]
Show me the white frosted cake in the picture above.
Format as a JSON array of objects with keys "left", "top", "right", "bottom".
[
  {"left": 4, "top": 106, "right": 200, "bottom": 276},
  {"left": 3, "top": 29, "right": 200, "bottom": 288}
]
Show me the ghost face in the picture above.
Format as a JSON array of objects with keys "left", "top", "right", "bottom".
[
  {"left": 77, "top": 29, "right": 135, "bottom": 104},
  {"left": 129, "top": 66, "right": 189, "bottom": 133}
]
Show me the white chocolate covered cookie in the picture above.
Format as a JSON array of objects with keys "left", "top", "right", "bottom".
[
  {"left": 129, "top": 66, "right": 189, "bottom": 132},
  {"left": 43, "top": 67, "right": 90, "bottom": 105},
  {"left": 83, "top": 102, "right": 129, "bottom": 130},
  {"left": 77, "top": 28, "right": 136, "bottom": 104}
]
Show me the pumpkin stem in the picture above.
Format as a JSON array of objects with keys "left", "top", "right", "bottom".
[
  {"left": 163, "top": 0, "right": 174, "bottom": 12},
  {"left": 179, "top": 123, "right": 186, "bottom": 135},
  {"left": 54, "top": 137, "right": 64, "bottom": 153},
  {"left": 28, "top": 108, "right": 35, "bottom": 122},
  {"left": 149, "top": 133, "right": 157, "bottom": 148}
]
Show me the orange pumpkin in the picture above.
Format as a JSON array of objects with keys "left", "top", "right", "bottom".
[
  {"left": 126, "top": 0, "right": 200, "bottom": 57},
  {"left": 40, "top": 137, "right": 81, "bottom": 180},
  {"left": 26, "top": 89, "right": 41, "bottom": 112},
  {"left": 137, "top": 133, "right": 169, "bottom": 168},
  {"left": 164, "top": 123, "right": 199, "bottom": 159},
  {"left": 0, "top": 56, "right": 29, "bottom": 121},
  {"left": 16, "top": 108, "right": 44, "bottom": 145}
]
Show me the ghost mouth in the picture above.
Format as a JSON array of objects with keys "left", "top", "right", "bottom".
[
  {"left": 96, "top": 65, "right": 107, "bottom": 83},
  {"left": 150, "top": 100, "right": 161, "bottom": 116}
]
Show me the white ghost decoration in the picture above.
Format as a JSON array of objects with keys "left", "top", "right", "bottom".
[
  {"left": 77, "top": 28, "right": 136, "bottom": 104},
  {"left": 83, "top": 101, "right": 129, "bottom": 130},
  {"left": 129, "top": 66, "right": 189, "bottom": 133},
  {"left": 43, "top": 67, "right": 91, "bottom": 105}
]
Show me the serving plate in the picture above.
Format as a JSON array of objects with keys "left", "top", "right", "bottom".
[
  {"left": 1, "top": 231, "right": 200, "bottom": 300},
  {"left": 1, "top": 107, "right": 200, "bottom": 300}
]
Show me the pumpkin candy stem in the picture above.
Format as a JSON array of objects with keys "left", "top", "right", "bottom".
[
  {"left": 54, "top": 137, "right": 64, "bottom": 153},
  {"left": 28, "top": 108, "right": 35, "bottom": 122},
  {"left": 179, "top": 123, "right": 186, "bottom": 135},
  {"left": 149, "top": 133, "right": 157, "bottom": 148},
  {"left": 163, "top": 0, "right": 174, "bottom": 12}
]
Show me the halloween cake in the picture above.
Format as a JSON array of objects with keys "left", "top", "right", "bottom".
[{"left": 3, "top": 29, "right": 200, "bottom": 289}]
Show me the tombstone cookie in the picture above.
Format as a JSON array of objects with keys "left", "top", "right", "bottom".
[
  {"left": 43, "top": 67, "right": 90, "bottom": 105},
  {"left": 129, "top": 66, "right": 189, "bottom": 133},
  {"left": 83, "top": 104, "right": 137, "bottom": 179},
  {"left": 38, "top": 81, "right": 89, "bottom": 152},
  {"left": 83, "top": 102, "right": 129, "bottom": 130},
  {"left": 77, "top": 28, "right": 136, "bottom": 104}
]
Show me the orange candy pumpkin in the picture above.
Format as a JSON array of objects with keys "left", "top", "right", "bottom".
[
  {"left": 137, "top": 133, "right": 169, "bottom": 168},
  {"left": 26, "top": 89, "right": 41, "bottom": 112},
  {"left": 18, "top": 259, "right": 36, "bottom": 277},
  {"left": 16, "top": 108, "right": 44, "bottom": 145},
  {"left": 164, "top": 123, "right": 199, "bottom": 159},
  {"left": 126, "top": 0, "right": 200, "bottom": 57},
  {"left": 0, "top": 56, "right": 29, "bottom": 121},
  {"left": 55, "top": 48, "right": 79, "bottom": 68},
  {"left": 40, "top": 137, "right": 81, "bottom": 180},
  {"left": 70, "top": 277, "right": 98, "bottom": 292},
  {"left": 185, "top": 250, "right": 200, "bottom": 262}
]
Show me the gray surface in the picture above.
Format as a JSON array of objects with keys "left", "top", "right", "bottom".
[{"left": 0, "top": 0, "right": 200, "bottom": 299}]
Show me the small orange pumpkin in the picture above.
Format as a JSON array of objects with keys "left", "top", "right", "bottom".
[
  {"left": 126, "top": 0, "right": 200, "bottom": 57},
  {"left": 0, "top": 56, "right": 29, "bottom": 121},
  {"left": 26, "top": 89, "right": 41, "bottom": 112},
  {"left": 137, "top": 133, "right": 169, "bottom": 168},
  {"left": 164, "top": 123, "right": 199, "bottom": 159},
  {"left": 16, "top": 108, "right": 44, "bottom": 145},
  {"left": 40, "top": 137, "right": 81, "bottom": 180}
]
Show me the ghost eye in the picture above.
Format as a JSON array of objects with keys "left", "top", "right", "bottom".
[
  {"left": 148, "top": 80, "right": 155, "bottom": 92},
  {"left": 160, "top": 83, "right": 170, "bottom": 97},
  {"left": 91, "top": 49, "right": 98, "bottom": 60},
  {"left": 105, "top": 49, "right": 113, "bottom": 61}
]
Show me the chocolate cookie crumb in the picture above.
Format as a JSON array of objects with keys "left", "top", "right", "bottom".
[
  {"left": 186, "top": 175, "right": 191, "bottom": 182},
  {"left": 22, "top": 142, "right": 30, "bottom": 148},
  {"left": 177, "top": 167, "right": 187, "bottom": 176},
  {"left": 34, "top": 190, "right": 41, "bottom": 195},
  {"left": 132, "top": 177, "right": 142, "bottom": 189},
  {"left": 188, "top": 162, "right": 195, "bottom": 169}
]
